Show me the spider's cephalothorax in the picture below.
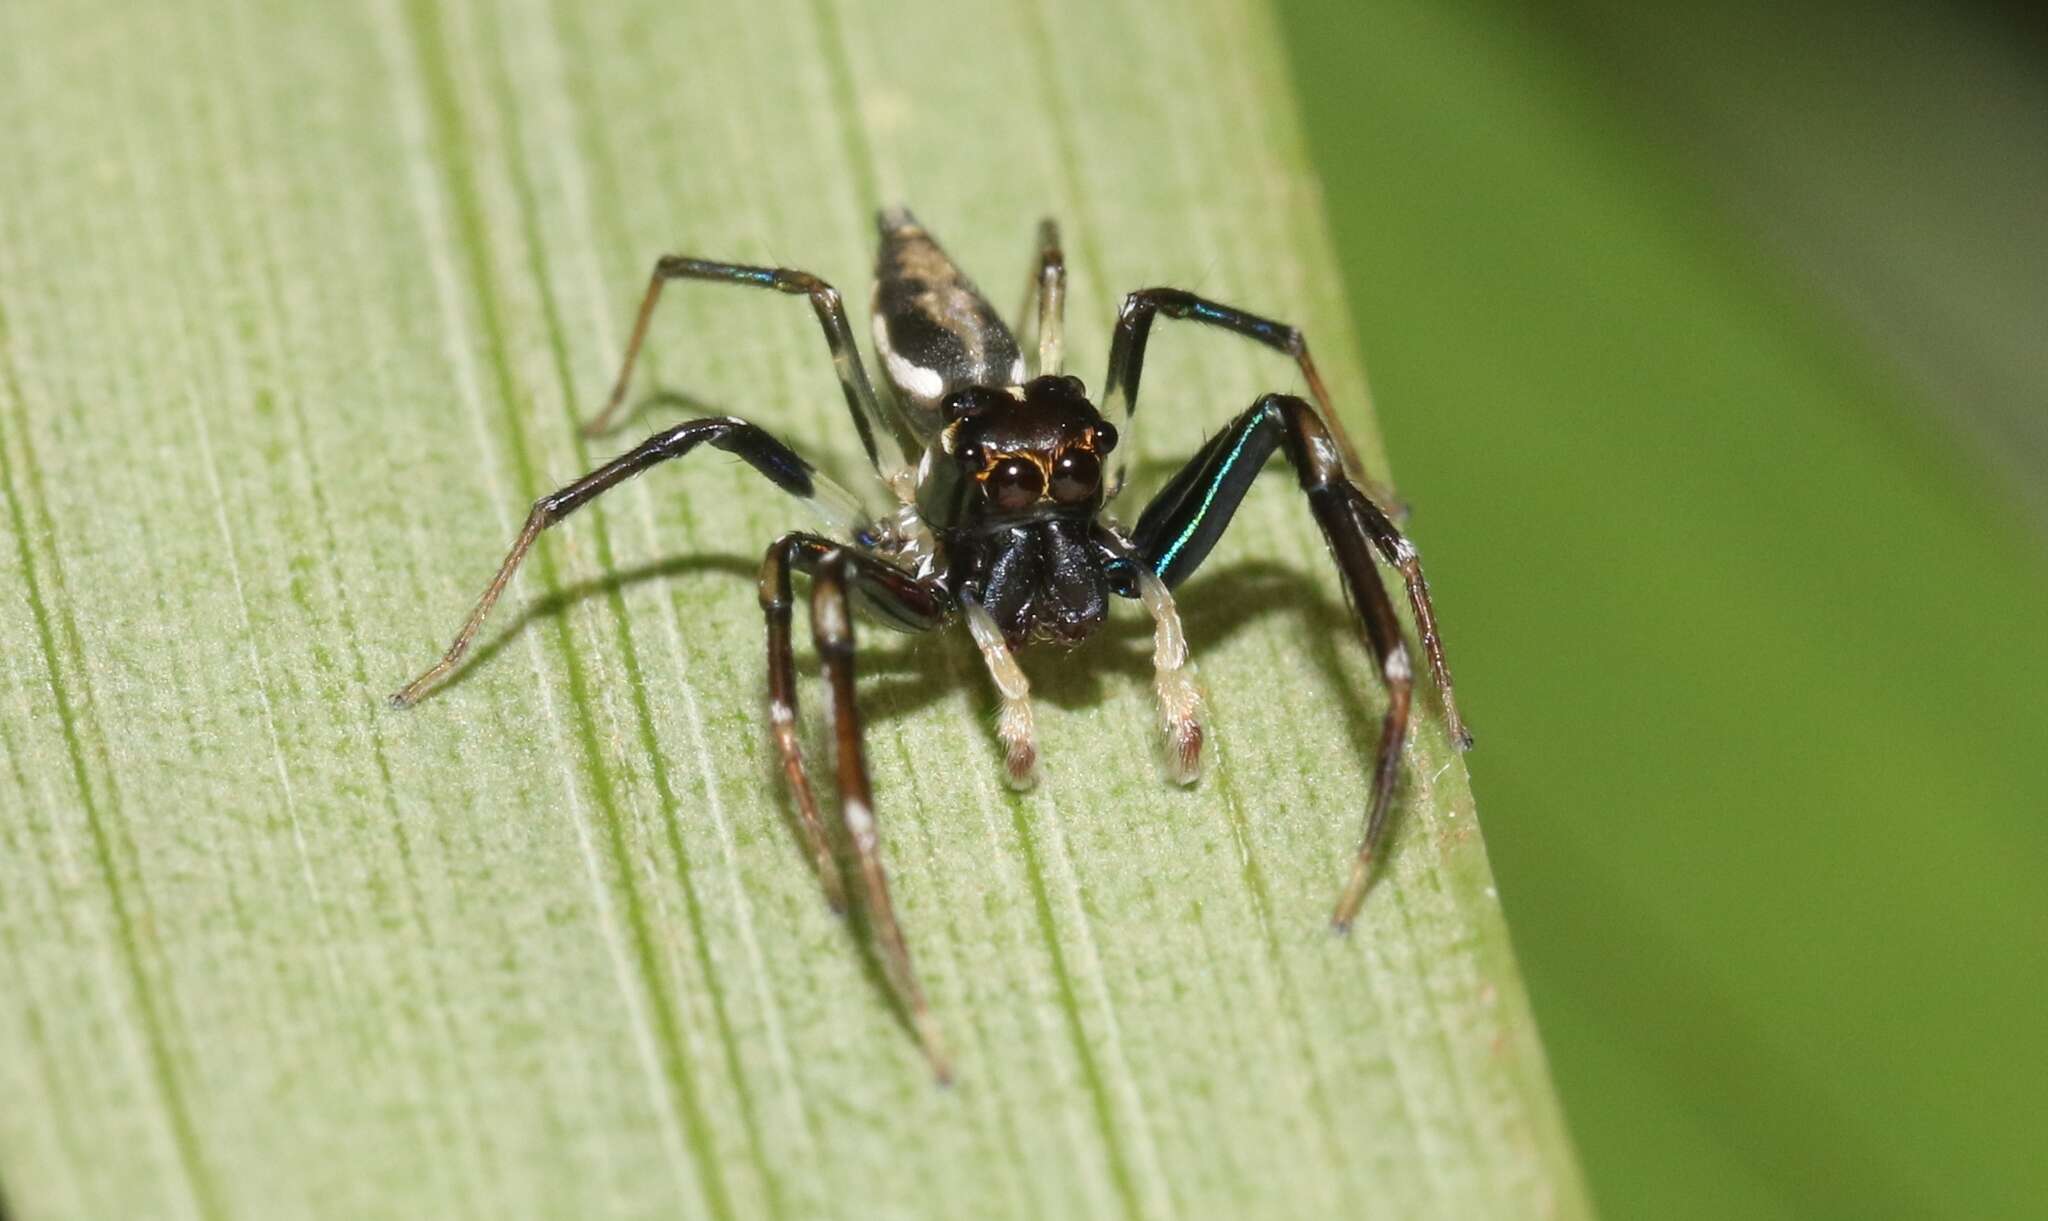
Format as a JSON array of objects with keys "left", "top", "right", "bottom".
[
  {"left": 923, "top": 375, "right": 1123, "bottom": 649},
  {"left": 392, "top": 207, "right": 1470, "bottom": 1082}
]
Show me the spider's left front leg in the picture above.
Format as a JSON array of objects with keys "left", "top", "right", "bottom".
[
  {"left": 1129, "top": 393, "right": 1469, "bottom": 931},
  {"left": 759, "top": 534, "right": 955, "bottom": 1081}
]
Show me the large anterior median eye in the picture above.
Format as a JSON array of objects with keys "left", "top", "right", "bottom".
[
  {"left": 985, "top": 457, "right": 1044, "bottom": 511},
  {"left": 1049, "top": 448, "right": 1101, "bottom": 504}
]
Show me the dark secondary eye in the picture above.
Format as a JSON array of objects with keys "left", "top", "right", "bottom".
[
  {"left": 1092, "top": 421, "right": 1118, "bottom": 453},
  {"left": 1049, "top": 448, "right": 1101, "bottom": 504},
  {"left": 985, "top": 457, "right": 1044, "bottom": 511}
]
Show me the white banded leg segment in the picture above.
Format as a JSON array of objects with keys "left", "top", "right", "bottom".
[
  {"left": 1135, "top": 565, "right": 1208, "bottom": 785},
  {"left": 960, "top": 597, "right": 1040, "bottom": 789}
]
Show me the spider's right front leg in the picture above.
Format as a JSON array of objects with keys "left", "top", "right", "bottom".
[{"left": 758, "top": 533, "right": 955, "bottom": 1081}]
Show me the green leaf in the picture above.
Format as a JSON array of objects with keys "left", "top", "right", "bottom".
[{"left": 0, "top": 0, "right": 1585, "bottom": 1216}]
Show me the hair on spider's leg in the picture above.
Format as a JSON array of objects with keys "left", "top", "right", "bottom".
[
  {"left": 1132, "top": 565, "right": 1207, "bottom": 785},
  {"left": 390, "top": 416, "right": 859, "bottom": 709},
  {"left": 581, "top": 255, "right": 920, "bottom": 489},
  {"left": 959, "top": 597, "right": 1041, "bottom": 789},
  {"left": 810, "top": 549, "right": 953, "bottom": 1083},
  {"left": 1014, "top": 218, "right": 1066, "bottom": 378},
  {"left": 1099, "top": 286, "right": 1403, "bottom": 517}
]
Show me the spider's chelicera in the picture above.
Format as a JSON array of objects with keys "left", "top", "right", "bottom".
[{"left": 392, "top": 208, "right": 1470, "bottom": 1080}]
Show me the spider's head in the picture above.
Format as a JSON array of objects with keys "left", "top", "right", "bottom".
[{"left": 932, "top": 375, "right": 1118, "bottom": 528}]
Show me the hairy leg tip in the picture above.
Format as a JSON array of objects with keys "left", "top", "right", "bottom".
[{"left": 1003, "top": 745, "right": 1040, "bottom": 790}]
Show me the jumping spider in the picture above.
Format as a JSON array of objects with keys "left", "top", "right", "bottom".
[{"left": 392, "top": 208, "right": 1469, "bottom": 1080}]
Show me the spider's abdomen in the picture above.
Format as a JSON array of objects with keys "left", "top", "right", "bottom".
[
  {"left": 871, "top": 208, "right": 1025, "bottom": 436},
  {"left": 949, "top": 519, "right": 1110, "bottom": 651}
]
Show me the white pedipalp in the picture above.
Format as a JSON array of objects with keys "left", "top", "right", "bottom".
[
  {"left": 1134, "top": 563, "right": 1208, "bottom": 785},
  {"left": 961, "top": 595, "right": 1040, "bottom": 788}
]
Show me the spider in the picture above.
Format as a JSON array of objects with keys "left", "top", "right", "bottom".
[{"left": 391, "top": 208, "right": 1469, "bottom": 1081}]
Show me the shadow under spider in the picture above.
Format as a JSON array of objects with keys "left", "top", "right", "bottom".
[{"left": 432, "top": 544, "right": 1392, "bottom": 773}]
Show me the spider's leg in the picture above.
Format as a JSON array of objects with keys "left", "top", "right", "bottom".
[
  {"left": 795, "top": 546, "right": 954, "bottom": 1082},
  {"left": 1130, "top": 393, "right": 1465, "bottom": 930},
  {"left": 389, "top": 416, "right": 866, "bottom": 708},
  {"left": 958, "top": 595, "right": 1041, "bottom": 788},
  {"left": 1100, "top": 287, "right": 1398, "bottom": 515},
  {"left": 758, "top": 533, "right": 949, "bottom": 915},
  {"left": 581, "top": 255, "right": 921, "bottom": 485},
  {"left": 1014, "top": 218, "right": 1066, "bottom": 377}
]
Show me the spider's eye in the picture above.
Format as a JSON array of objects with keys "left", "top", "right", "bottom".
[
  {"left": 1049, "top": 448, "right": 1101, "bottom": 505},
  {"left": 984, "top": 457, "right": 1044, "bottom": 511},
  {"left": 955, "top": 442, "right": 985, "bottom": 468},
  {"left": 1058, "top": 374, "right": 1087, "bottom": 398},
  {"left": 1092, "top": 421, "right": 1118, "bottom": 453}
]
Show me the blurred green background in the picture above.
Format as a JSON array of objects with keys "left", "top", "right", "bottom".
[{"left": 1275, "top": 0, "right": 2048, "bottom": 1217}]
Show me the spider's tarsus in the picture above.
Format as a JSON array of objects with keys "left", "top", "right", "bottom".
[
  {"left": 1003, "top": 745, "right": 1041, "bottom": 791},
  {"left": 1164, "top": 719, "right": 1204, "bottom": 786},
  {"left": 912, "top": 1015, "right": 954, "bottom": 1086},
  {"left": 1331, "top": 851, "right": 1376, "bottom": 931}
]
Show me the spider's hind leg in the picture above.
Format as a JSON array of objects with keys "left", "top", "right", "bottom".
[{"left": 1015, "top": 218, "right": 1066, "bottom": 377}]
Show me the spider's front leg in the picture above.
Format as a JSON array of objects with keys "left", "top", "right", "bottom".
[
  {"left": 758, "top": 534, "right": 955, "bottom": 1081},
  {"left": 1129, "top": 393, "right": 1468, "bottom": 931}
]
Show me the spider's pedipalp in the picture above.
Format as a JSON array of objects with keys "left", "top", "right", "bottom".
[
  {"left": 1133, "top": 563, "right": 1207, "bottom": 785},
  {"left": 961, "top": 595, "right": 1041, "bottom": 788}
]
